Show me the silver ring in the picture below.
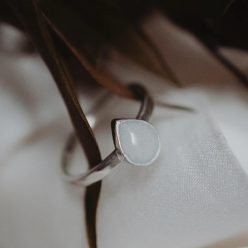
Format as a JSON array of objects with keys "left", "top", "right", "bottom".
[{"left": 61, "top": 84, "right": 160, "bottom": 186}]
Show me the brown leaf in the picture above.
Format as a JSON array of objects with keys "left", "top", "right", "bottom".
[{"left": 5, "top": 1, "right": 102, "bottom": 247}]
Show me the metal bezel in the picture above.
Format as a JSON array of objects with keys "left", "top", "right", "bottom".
[
  {"left": 111, "top": 118, "right": 128, "bottom": 161},
  {"left": 111, "top": 118, "right": 161, "bottom": 166}
]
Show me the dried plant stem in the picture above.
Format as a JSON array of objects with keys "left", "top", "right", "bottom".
[
  {"left": 5, "top": 1, "right": 102, "bottom": 247},
  {"left": 32, "top": 5, "right": 101, "bottom": 248},
  {"left": 33, "top": 4, "right": 102, "bottom": 248}
]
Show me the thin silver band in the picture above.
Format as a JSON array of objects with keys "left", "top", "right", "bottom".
[{"left": 61, "top": 84, "right": 154, "bottom": 186}]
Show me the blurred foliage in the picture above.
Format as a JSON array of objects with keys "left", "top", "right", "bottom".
[
  {"left": 159, "top": 0, "right": 248, "bottom": 50},
  {"left": 1, "top": 0, "right": 247, "bottom": 89},
  {"left": 40, "top": 0, "right": 181, "bottom": 85}
]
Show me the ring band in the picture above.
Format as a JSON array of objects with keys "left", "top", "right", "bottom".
[{"left": 61, "top": 84, "right": 160, "bottom": 186}]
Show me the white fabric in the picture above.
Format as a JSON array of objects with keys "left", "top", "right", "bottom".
[
  {"left": 98, "top": 105, "right": 248, "bottom": 248},
  {"left": 1, "top": 15, "right": 248, "bottom": 248}
]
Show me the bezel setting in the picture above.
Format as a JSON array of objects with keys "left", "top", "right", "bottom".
[{"left": 112, "top": 119, "right": 160, "bottom": 166}]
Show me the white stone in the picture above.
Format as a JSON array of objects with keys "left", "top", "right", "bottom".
[{"left": 115, "top": 119, "right": 160, "bottom": 166}]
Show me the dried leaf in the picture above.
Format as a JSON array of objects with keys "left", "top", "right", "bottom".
[{"left": 5, "top": 1, "right": 102, "bottom": 247}]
